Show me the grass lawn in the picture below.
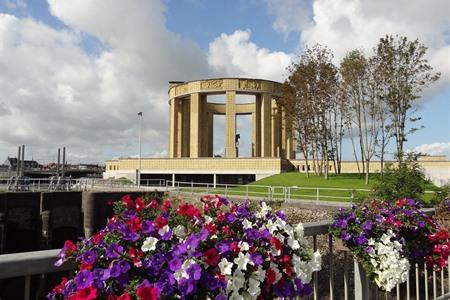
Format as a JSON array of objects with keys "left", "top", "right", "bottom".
[{"left": 184, "top": 172, "right": 438, "bottom": 203}]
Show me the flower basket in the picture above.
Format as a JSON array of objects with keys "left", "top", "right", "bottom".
[
  {"left": 329, "top": 199, "right": 450, "bottom": 292},
  {"left": 49, "top": 195, "right": 321, "bottom": 299}
]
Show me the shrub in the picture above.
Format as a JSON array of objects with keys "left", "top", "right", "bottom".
[{"left": 371, "top": 153, "right": 429, "bottom": 201}]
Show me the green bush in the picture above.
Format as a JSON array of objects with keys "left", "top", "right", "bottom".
[{"left": 371, "top": 153, "right": 429, "bottom": 201}]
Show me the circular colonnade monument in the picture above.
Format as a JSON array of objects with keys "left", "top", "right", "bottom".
[{"left": 168, "top": 78, "right": 295, "bottom": 159}]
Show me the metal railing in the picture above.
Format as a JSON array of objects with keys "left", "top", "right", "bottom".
[
  {"left": 0, "top": 178, "right": 166, "bottom": 192},
  {"left": 0, "top": 218, "right": 448, "bottom": 299},
  {"left": 166, "top": 180, "right": 439, "bottom": 206}
]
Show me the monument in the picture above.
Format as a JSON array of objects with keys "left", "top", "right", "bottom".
[
  {"left": 167, "top": 78, "right": 295, "bottom": 159},
  {"left": 104, "top": 78, "right": 297, "bottom": 185}
]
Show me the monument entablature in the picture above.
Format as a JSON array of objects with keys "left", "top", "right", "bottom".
[
  {"left": 168, "top": 78, "right": 295, "bottom": 160},
  {"left": 168, "top": 78, "right": 283, "bottom": 99}
]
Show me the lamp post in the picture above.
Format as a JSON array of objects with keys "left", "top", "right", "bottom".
[{"left": 137, "top": 112, "right": 143, "bottom": 188}]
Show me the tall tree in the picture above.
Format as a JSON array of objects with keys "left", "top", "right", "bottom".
[
  {"left": 340, "top": 50, "right": 379, "bottom": 184},
  {"left": 282, "top": 44, "right": 338, "bottom": 179},
  {"left": 374, "top": 35, "right": 440, "bottom": 161}
]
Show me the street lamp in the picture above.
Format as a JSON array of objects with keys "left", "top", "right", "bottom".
[{"left": 137, "top": 112, "right": 143, "bottom": 188}]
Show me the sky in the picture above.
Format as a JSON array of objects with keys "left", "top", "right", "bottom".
[{"left": 0, "top": 0, "right": 448, "bottom": 164}]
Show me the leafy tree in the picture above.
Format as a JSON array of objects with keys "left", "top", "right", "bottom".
[
  {"left": 373, "top": 35, "right": 440, "bottom": 162},
  {"left": 281, "top": 44, "right": 339, "bottom": 179},
  {"left": 371, "top": 153, "right": 428, "bottom": 201}
]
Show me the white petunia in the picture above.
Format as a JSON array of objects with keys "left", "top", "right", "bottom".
[
  {"left": 219, "top": 258, "right": 233, "bottom": 275},
  {"left": 173, "top": 225, "right": 186, "bottom": 238},
  {"left": 231, "top": 270, "right": 246, "bottom": 291},
  {"left": 310, "top": 251, "right": 322, "bottom": 271},
  {"left": 248, "top": 278, "right": 261, "bottom": 297},
  {"left": 239, "top": 241, "right": 250, "bottom": 251},
  {"left": 242, "top": 219, "right": 253, "bottom": 229},
  {"left": 158, "top": 224, "right": 170, "bottom": 237},
  {"left": 141, "top": 236, "right": 158, "bottom": 252},
  {"left": 234, "top": 252, "right": 251, "bottom": 271},
  {"left": 288, "top": 237, "right": 300, "bottom": 250},
  {"left": 229, "top": 291, "right": 244, "bottom": 300}
]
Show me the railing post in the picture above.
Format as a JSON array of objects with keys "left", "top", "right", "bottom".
[
  {"left": 246, "top": 185, "right": 249, "bottom": 198},
  {"left": 354, "top": 258, "right": 369, "bottom": 300},
  {"left": 316, "top": 188, "right": 320, "bottom": 204},
  {"left": 24, "top": 275, "right": 31, "bottom": 300}
]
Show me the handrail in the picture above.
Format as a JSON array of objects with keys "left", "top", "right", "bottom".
[{"left": 0, "top": 249, "right": 75, "bottom": 279}]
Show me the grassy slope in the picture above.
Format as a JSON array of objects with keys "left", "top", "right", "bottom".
[{"left": 223, "top": 172, "right": 438, "bottom": 203}]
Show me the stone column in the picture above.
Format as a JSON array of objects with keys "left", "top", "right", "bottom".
[
  {"left": 190, "top": 93, "right": 202, "bottom": 158},
  {"left": 181, "top": 99, "right": 190, "bottom": 157},
  {"left": 225, "top": 91, "right": 237, "bottom": 158},
  {"left": 176, "top": 99, "right": 183, "bottom": 158},
  {"left": 252, "top": 95, "right": 261, "bottom": 157},
  {"left": 271, "top": 100, "right": 280, "bottom": 157},
  {"left": 281, "top": 107, "right": 287, "bottom": 159},
  {"left": 261, "top": 93, "right": 272, "bottom": 157},
  {"left": 207, "top": 112, "right": 214, "bottom": 157},
  {"left": 168, "top": 98, "right": 178, "bottom": 158}
]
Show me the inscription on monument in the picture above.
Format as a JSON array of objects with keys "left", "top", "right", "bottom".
[
  {"left": 239, "top": 79, "right": 261, "bottom": 90},
  {"left": 200, "top": 79, "right": 223, "bottom": 90},
  {"left": 175, "top": 84, "right": 188, "bottom": 95}
]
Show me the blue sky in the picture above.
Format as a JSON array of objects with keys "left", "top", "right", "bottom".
[{"left": 0, "top": 0, "right": 448, "bottom": 163}]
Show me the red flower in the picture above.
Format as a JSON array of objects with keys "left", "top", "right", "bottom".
[
  {"left": 281, "top": 255, "right": 291, "bottom": 263},
  {"left": 121, "top": 195, "right": 134, "bottom": 208},
  {"left": 91, "top": 232, "right": 104, "bottom": 245},
  {"left": 68, "top": 286, "right": 97, "bottom": 300},
  {"left": 128, "top": 247, "right": 144, "bottom": 267},
  {"left": 284, "top": 263, "right": 293, "bottom": 276},
  {"left": 265, "top": 268, "right": 276, "bottom": 285},
  {"left": 135, "top": 197, "right": 145, "bottom": 211},
  {"left": 162, "top": 200, "right": 172, "bottom": 211},
  {"left": 230, "top": 242, "right": 240, "bottom": 254},
  {"left": 216, "top": 213, "right": 226, "bottom": 223},
  {"left": 396, "top": 199, "right": 406, "bottom": 208},
  {"left": 137, "top": 286, "right": 159, "bottom": 300},
  {"left": 80, "top": 261, "right": 93, "bottom": 271},
  {"left": 52, "top": 277, "right": 68, "bottom": 294},
  {"left": 117, "top": 292, "right": 132, "bottom": 300},
  {"left": 149, "top": 200, "right": 159, "bottom": 210},
  {"left": 203, "top": 248, "right": 220, "bottom": 266},
  {"left": 127, "top": 216, "right": 142, "bottom": 232},
  {"left": 204, "top": 223, "right": 216, "bottom": 234},
  {"left": 153, "top": 216, "right": 168, "bottom": 229},
  {"left": 222, "top": 225, "right": 232, "bottom": 236},
  {"left": 177, "top": 204, "right": 200, "bottom": 218},
  {"left": 271, "top": 236, "right": 282, "bottom": 251},
  {"left": 64, "top": 240, "right": 77, "bottom": 253}
]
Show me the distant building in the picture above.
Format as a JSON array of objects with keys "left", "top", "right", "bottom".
[{"left": 3, "top": 157, "right": 42, "bottom": 170}]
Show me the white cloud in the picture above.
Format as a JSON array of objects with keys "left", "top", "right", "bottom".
[
  {"left": 266, "top": 0, "right": 450, "bottom": 96},
  {"left": 411, "top": 142, "right": 450, "bottom": 157},
  {"left": 265, "top": 0, "right": 311, "bottom": 38},
  {"left": 0, "top": 0, "right": 212, "bottom": 163},
  {"left": 207, "top": 29, "right": 292, "bottom": 82}
]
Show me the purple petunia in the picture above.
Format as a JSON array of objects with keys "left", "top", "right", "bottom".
[{"left": 75, "top": 270, "right": 94, "bottom": 289}]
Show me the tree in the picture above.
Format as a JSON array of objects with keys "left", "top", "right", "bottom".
[
  {"left": 340, "top": 50, "right": 379, "bottom": 184},
  {"left": 281, "top": 44, "right": 338, "bottom": 179},
  {"left": 374, "top": 35, "right": 440, "bottom": 161}
]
